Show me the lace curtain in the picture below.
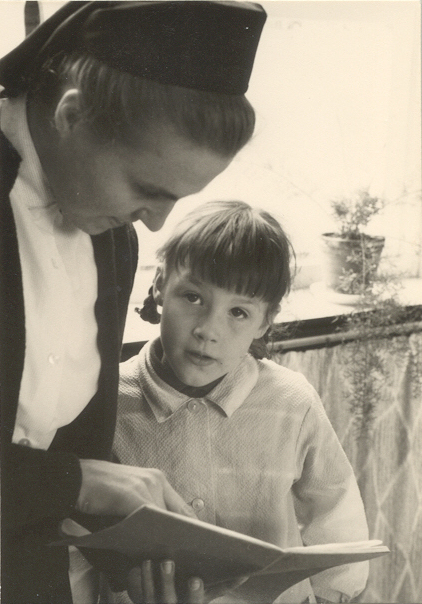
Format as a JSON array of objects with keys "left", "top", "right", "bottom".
[{"left": 271, "top": 331, "right": 422, "bottom": 603}]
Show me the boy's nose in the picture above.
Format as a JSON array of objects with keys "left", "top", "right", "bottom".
[
  {"left": 192, "top": 316, "right": 220, "bottom": 343},
  {"left": 193, "top": 326, "right": 218, "bottom": 343}
]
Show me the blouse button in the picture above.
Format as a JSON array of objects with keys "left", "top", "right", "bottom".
[
  {"left": 18, "top": 438, "right": 32, "bottom": 447},
  {"left": 187, "top": 400, "right": 200, "bottom": 413},
  {"left": 48, "top": 353, "right": 60, "bottom": 365},
  {"left": 191, "top": 498, "right": 205, "bottom": 512}
]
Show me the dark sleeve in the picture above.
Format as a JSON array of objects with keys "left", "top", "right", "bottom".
[{"left": 3, "top": 443, "right": 82, "bottom": 533}]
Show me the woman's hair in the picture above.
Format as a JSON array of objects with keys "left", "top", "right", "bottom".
[
  {"left": 139, "top": 200, "right": 295, "bottom": 358},
  {"left": 29, "top": 53, "right": 255, "bottom": 155}
]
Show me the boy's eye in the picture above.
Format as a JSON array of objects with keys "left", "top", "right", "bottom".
[
  {"left": 230, "top": 307, "right": 248, "bottom": 319},
  {"left": 185, "top": 292, "right": 201, "bottom": 304}
]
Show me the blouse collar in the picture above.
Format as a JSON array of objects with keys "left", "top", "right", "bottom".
[{"left": 136, "top": 339, "right": 259, "bottom": 423}]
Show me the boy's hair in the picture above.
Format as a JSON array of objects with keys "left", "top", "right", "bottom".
[
  {"left": 29, "top": 53, "right": 255, "bottom": 156},
  {"left": 157, "top": 200, "right": 294, "bottom": 320}
]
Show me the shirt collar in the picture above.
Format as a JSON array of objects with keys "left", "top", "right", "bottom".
[
  {"left": 1, "top": 95, "right": 61, "bottom": 232},
  {"left": 137, "top": 339, "right": 259, "bottom": 423}
]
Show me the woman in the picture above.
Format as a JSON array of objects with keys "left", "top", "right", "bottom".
[{"left": 0, "top": 2, "right": 266, "bottom": 602}]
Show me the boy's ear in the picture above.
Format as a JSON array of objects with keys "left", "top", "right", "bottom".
[
  {"left": 254, "top": 304, "right": 281, "bottom": 340},
  {"left": 54, "top": 89, "right": 83, "bottom": 135},
  {"left": 152, "top": 266, "right": 164, "bottom": 307},
  {"left": 254, "top": 322, "right": 270, "bottom": 340},
  {"left": 271, "top": 304, "right": 281, "bottom": 322}
]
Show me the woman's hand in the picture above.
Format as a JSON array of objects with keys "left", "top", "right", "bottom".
[
  {"left": 77, "top": 459, "right": 196, "bottom": 518},
  {"left": 126, "top": 560, "right": 248, "bottom": 604},
  {"left": 76, "top": 461, "right": 249, "bottom": 602}
]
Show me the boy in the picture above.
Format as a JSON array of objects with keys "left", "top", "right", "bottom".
[{"left": 114, "top": 201, "right": 370, "bottom": 603}]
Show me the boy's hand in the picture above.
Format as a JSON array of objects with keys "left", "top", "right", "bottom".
[
  {"left": 127, "top": 560, "right": 248, "bottom": 604},
  {"left": 77, "top": 459, "right": 196, "bottom": 518}
]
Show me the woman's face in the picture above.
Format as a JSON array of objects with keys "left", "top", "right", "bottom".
[{"left": 50, "top": 117, "right": 231, "bottom": 235}]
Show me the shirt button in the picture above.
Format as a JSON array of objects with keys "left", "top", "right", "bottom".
[
  {"left": 191, "top": 498, "right": 205, "bottom": 512},
  {"left": 187, "top": 400, "right": 200, "bottom": 413},
  {"left": 18, "top": 438, "right": 32, "bottom": 447},
  {"left": 48, "top": 353, "right": 60, "bottom": 365}
]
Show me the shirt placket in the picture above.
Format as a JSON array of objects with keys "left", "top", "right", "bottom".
[
  {"left": 35, "top": 232, "right": 68, "bottom": 433},
  {"left": 184, "top": 399, "right": 217, "bottom": 524}
]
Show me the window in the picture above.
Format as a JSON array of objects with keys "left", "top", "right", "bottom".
[
  {"left": 1, "top": 1, "right": 420, "bottom": 338},
  {"left": 133, "top": 1, "right": 421, "bottom": 303}
]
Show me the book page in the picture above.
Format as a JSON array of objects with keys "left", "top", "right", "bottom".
[{"left": 53, "top": 504, "right": 389, "bottom": 596}]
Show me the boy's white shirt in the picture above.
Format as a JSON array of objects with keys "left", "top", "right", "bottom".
[{"left": 114, "top": 339, "right": 369, "bottom": 604}]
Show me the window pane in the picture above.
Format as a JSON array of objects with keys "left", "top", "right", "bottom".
[{"left": 133, "top": 1, "right": 421, "bottom": 307}]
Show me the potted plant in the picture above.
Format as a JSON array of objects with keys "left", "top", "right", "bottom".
[{"left": 321, "top": 189, "right": 385, "bottom": 295}]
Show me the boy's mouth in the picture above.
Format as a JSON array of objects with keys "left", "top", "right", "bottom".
[{"left": 185, "top": 350, "right": 216, "bottom": 366}]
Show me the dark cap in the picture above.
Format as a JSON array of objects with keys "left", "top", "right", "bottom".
[{"left": 0, "top": 1, "right": 267, "bottom": 97}]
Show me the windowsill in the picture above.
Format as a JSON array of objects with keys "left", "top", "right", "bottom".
[
  {"left": 123, "top": 277, "right": 422, "bottom": 345},
  {"left": 275, "top": 277, "right": 422, "bottom": 323}
]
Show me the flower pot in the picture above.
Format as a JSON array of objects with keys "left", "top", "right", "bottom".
[{"left": 320, "top": 233, "right": 385, "bottom": 294}]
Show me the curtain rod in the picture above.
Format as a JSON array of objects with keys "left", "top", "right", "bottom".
[{"left": 269, "top": 321, "right": 422, "bottom": 353}]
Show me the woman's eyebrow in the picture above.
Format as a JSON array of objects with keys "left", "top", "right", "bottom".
[{"left": 135, "top": 182, "right": 179, "bottom": 202}]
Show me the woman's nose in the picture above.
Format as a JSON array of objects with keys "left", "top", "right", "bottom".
[{"left": 132, "top": 202, "right": 176, "bottom": 232}]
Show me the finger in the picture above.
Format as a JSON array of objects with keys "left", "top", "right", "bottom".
[
  {"left": 160, "top": 560, "right": 178, "bottom": 604},
  {"left": 187, "top": 577, "right": 205, "bottom": 604},
  {"left": 162, "top": 481, "right": 197, "bottom": 518},
  {"left": 141, "top": 560, "right": 156, "bottom": 604},
  {"left": 127, "top": 567, "right": 143, "bottom": 604}
]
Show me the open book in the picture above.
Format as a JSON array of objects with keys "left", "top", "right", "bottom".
[{"left": 53, "top": 504, "right": 389, "bottom": 600}]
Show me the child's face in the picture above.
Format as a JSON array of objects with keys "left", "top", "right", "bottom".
[{"left": 156, "top": 267, "right": 270, "bottom": 387}]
